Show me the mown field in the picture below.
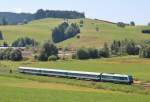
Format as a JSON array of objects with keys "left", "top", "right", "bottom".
[
  {"left": 0, "top": 18, "right": 150, "bottom": 47},
  {"left": 0, "top": 56, "right": 150, "bottom": 102},
  {"left": 0, "top": 76, "right": 150, "bottom": 102}
]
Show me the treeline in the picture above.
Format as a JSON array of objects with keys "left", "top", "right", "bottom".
[
  {"left": 0, "top": 9, "right": 85, "bottom": 25},
  {"left": 34, "top": 9, "right": 85, "bottom": 19},
  {"left": 0, "top": 48, "right": 23, "bottom": 61},
  {"left": 111, "top": 39, "right": 140, "bottom": 56},
  {"left": 12, "top": 37, "right": 38, "bottom": 47},
  {"left": 73, "top": 43, "right": 110, "bottom": 60},
  {"left": 52, "top": 22, "right": 80, "bottom": 43},
  {"left": 140, "top": 46, "right": 150, "bottom": 58}
]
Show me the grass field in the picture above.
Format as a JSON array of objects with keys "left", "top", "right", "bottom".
[
  {"left": 0, "top": 18, "right": 150, "bottom": 47},
  {"left": 0, "top": 18, "right": 150, "bottom": 101},
  {"left": 1, "top": 56, "right": 150, "bottom": 82},
  {"left": 0, "top": 56, "right": 150, "bottom": 101},
  {"left": 0, "top": 75, "right": 150, "bottom": 102}
]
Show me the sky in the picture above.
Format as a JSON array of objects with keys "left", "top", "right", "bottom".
[{"left": 0, "top": 0, "right": 149, "bottom": 25}]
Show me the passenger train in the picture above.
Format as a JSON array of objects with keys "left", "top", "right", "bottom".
[{"left": 18, "top": 67, "right": 134, "bottom": 85}]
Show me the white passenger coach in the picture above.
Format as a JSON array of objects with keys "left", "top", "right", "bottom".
[{"left": 18, "top": 67, "right": 133, "bottom": 85}]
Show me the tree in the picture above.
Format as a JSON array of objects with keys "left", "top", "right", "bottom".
[
  {"left": 80, "top": 20, "right": 84, "bottom": 25},
  {"left": 126, "top": 41, "right": 139, "bottom": 55},
  {"left": 117, "top": 22, "right": 126, "bottom": 28},
  {"left": 10, "top": 49, "right": 23, "bottom": 61},
  {"left": 34, "top": 9, "right": 85, "bottom": 19},
  {"left": 0, "top": 31, "right": 3, "bottom": 40},
  {"left": 130, "top": 21, "right": 135, "bottom": 26},
  {"left": 52, "top": 22, "right": 80, "bottom": 43},
  {"left": 140, "top": 46, "right": 150, "bottom": 58},
  {"left": 76, "top": 48, "right": 90, "bottom": 60},
  {"left": 96, "top": 27, "right": 99, "bottom": 32},
  {"left": 3, "top": 42, "right": 8, "bottom": 47},
  {"left": 38, "top": 42, "right": 58, "bottom": 61},
  {"left": 148, "top": 23, "right": 150, "bottom": 26},
  {"left": 2, "top": 17, "right": 8, "bottom": 25},
  {"left": 88, "top": 48, "right": 99, "bottom": 59},
  {"left": 12, "top": 37, "right": 38, "bottom": 47},
  {"left": 100, "top": 43, "right": 110, "bottom": 58},
  {"left": 0, "top": 48, "right": 23, "bottom": 61}
]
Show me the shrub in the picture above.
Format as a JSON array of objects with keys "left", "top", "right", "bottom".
[
  {"left": 77, "top": 35, "right": 80, "bottom": 39},
  {"left": 96, "top": 27, "right": 99, "bottom": 32},
  {"left": 117, "top": 22, "right": 126, "bottom": 28},
  {"left": 80, "top": 20, "right": 84, "bottom": 25},
  {"left": 12, "top": 37, "right": 38, "bottom": 47},
  {"left": 140, "top": 46, "right": 150, "bottom": 58},
  {"left": 126, "top": 42, "right": 140, "bottom": 55},
  {"left": 88, "top": 48, "right": 99, "bottom": 59},
  {"left": 72, "top": 54, "right": 77, "bottom": 59},
  {"left": 38, "top": 42, "right": 58, "bottom": 61},
  {"left": 48, "top": 55, "right": 58, "bottom": 61},
  {"left": 130, "top": 21, "right": 135, "bottom": 26},
  {"left": 76, "top": 48, "right": 90, "bottom": 60},
  {"left": 38, "top": 52, "right": 48, "bottom": 61},
  {"left": 0, "top": 31, "right": 3, "bottom": 40},
  {"left": 9, "top": 49, "right": 23, "bottom": 61}
]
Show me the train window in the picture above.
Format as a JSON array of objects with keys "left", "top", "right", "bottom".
[
  {"left": 102, "top": 75, "right": 114, "bottom": 79},
  {"left": 114, "top": 76, "right": 128, "bottom": 80}
]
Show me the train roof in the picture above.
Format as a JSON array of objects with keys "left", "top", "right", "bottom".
[
  {"left": 19, "top": 67, "right": 100, "bottom": 75},
  {"left": 102, "top": 73, "right": 129, "bottom": 77}
]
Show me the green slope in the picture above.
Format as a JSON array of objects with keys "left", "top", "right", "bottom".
[{"left": 0, "top": 18, "right": 150, "bottom": 47}]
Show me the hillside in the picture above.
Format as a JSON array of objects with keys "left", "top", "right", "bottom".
[{"left": 0, "top": 18, "right": 150, "bottom": 48}]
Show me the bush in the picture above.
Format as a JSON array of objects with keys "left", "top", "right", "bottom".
[
  {"left": 38, "top": 42, "right": 58, "bottom": 61},
  {"left": 80, "top": 20, "right": 84, "bottom": 25},
  {"left": 12, "top": 37, "right": 38, "bottom": 47},
  {"left": 0, "top": 31, "right": 3, "bottom": 40},
  {"left": 111, "top": 39, "right": 140, "bottom": 56},
  {"left": 117, "top": 22, "right": 126, "bottom": 28},
  {"left": 88, "top": 48, "right": 99, "bottom": 59},
  {"left": 38, "top": 52, "right": 48, "bottom": 61},
  {"left": 48, "top": 55, "right": 58, "bottom": 61},
  {"left": 77, "top": 35, "right": 80, "bottom": 39},
  {"left": 10, "top": 49, "right": 23, "bottom": 61},
  {"left": 76, "top": 48, "right": 90, "bottom": 60},
  {"left": 130, "top": 21, "right": 135, "bottom": 26},
  {"left": 72, "top": 54, "right": 77, "bottom": 59},
  {"left": 96, "top": 27, "right": 99, "bottom": 32},
  {"left": 0, "top": 49, "right": 23, "bottom": 61},
  {"left": 126, "top": 42, "right": 140, "bottom": 55},
  {"left": 140, "top": 46, "right": 150, "bottom": 58}
]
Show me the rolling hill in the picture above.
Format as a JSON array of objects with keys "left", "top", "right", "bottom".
[{"left": 0, "top": 18, "right": 150, "bottom": 48}]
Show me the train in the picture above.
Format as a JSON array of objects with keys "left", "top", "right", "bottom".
[{"left": 18, "top": 67, "right": 134, "bottom": 85}]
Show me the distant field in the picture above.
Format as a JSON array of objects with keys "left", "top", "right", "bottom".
[
  {"left": 1, "top": 56, "right": 150, "bottom": 82},
  {"left": 0, "top": 18, "right": 150, "bottom": 47}
]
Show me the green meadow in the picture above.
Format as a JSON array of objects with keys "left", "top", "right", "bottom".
[
  {"left": 0, "top": 18, "right": 150, "bottom": 102},
  {"left": 1, "top": 56, "right": 150, "bottom": 82},
  {"left": 0, "top": 74, "right": 150, "bottom": 102}
]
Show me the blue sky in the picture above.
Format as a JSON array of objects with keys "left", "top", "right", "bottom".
[{"left": 0, "top": 0, "right": 149, "bottom": 25}]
